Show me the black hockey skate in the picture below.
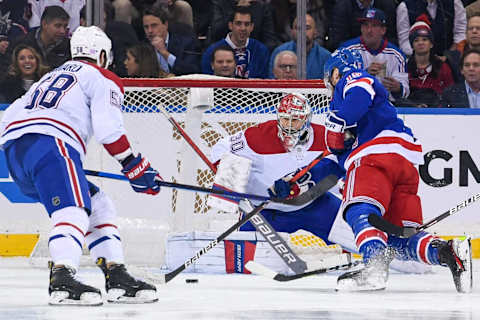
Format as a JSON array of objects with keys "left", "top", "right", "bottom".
[
  {"left": 48, "top": 261, "right": 102, "bottom": 306},
  {"left": 336, "top": 247, "right": 394, "bottom": 291},
  {"left": 96, "top": 257, "right": 158, "bottom": 303},
  {"left": 434, "top": 237, "right": 473, "bottom": 293}
]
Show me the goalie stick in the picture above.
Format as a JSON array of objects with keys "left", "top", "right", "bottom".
[
  {"left": 245, "top": 258, "right": 362, "bottom": 282},
  {"left": 368, "top": 192, "right": 480, "bottom": 237},
  {"left": 142, "top": 165, "right": 337, "bottom": 284},
  {"left": 84, "top": 169, "right": 334, "bottom": 206},
  {"left": 154, "top": 104, "right": 338, "bottom": 276}
]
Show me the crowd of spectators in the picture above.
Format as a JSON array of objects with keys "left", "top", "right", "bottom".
[{"left": 0, "top": 0, "right": 479, "bottom": 108}]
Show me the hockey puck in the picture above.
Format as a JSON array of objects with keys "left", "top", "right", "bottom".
[{"left": 185, "top": 278, "right": 199, "bottom": 283}]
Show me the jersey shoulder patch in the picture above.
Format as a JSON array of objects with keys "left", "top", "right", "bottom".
[{"left": 244, "top": 120, "right": 286, "bottom": 154}]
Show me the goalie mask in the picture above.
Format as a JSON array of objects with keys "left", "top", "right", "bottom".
[
  {"left": 276, "top": 93, "right": 312, "bottom": 151},
  {"left": 70, "top": 26, "right": 113, "bottom": 67},
  {"left": 324, "top": 48, "right": 363, "bottom": 92}
]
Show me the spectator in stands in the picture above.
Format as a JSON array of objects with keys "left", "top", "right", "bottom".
[
  {"left": 0, "top": 2, "right": 29, "bottom": 43},
  {"left": 201, "top": 6, "right": 269, "bottom": 78},
  {"left": 211, "top": 0, "right": 279, "bottom": 51},
  {"left": 0, "top": 44, "right": 49, "bottom": 103},
  {"left": 396, "top": 0, "right": 467, "bottom": 57},
  {"left": 186, "top": 0, "right": 213, "bottom": 50},
  {"left": 268, "top": 14, "right": 330, "bottom": 79},
  {"left": 272, "top": 50, "right": 297, "bottom": 80},
  {"left": 466, "top": 1, "right": 480, "bottom": 17},
  {"left": 327, "top": 0, "right": 398, "bottom": 52},
  {"left": 406, "top": 20, "right": 454, "bottom": 107},
  {"left": 340, "top": 8, "right": 409, "bottom": 101},
  {"left": 0, "top": 1, "right": 29, "bottom": 38},
  {"left": 445, "top": 12, "right": 480, "bottom": 81},
  {"left": 270, "top": 0, "right": 328, "bottom": 45},
  {"left": 112, "top": 0, "right": 138, "bottom": 24},
  {"left": 210, "top": 45, "right": 236, "bottom": 77},
  {"left": 124, "top": 42, "right": 173, "bottom": 77},
  {"left": 157, "top": 0, "right": 194, "bottom": 27},
  {"left": 441, "top": 49, "right": 480, "bottom": 107},
  {"left": 142, "top": 4, "right": 200, "bottom": 75},
  {"left": 0, "top": 14, "right": 12, "bottom": 80},
  {"left": 28, "top": 0, "right": 85, "bottom": 36},
  {"left": 11, "top": 6, "right": 71, "bottom": 69}
]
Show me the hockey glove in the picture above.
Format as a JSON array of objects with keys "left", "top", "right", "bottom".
[
  {"left": 121, "top": 154, "right": 162, "bottom": 195},
  {"left": 324, "top": 112, "right": 356, "bottom": 155},
  {"left": 268, "top": 169, "right": 315, "bottom": 199}
]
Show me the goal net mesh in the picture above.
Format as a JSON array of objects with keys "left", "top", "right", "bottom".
[{"left": 30, "top": 75, "right": 340, "bottom": 267}]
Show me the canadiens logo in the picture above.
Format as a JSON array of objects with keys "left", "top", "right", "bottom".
[{"left": 110, "top": 90, "right": 121, "bottom": 108}]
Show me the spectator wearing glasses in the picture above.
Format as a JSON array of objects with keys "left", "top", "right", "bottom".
[
  {"left": 272, "top": 50, "right": 297, "bottom": 80},
  {"left": 268, "top": 14, "right": 330, "bottom": 79}
]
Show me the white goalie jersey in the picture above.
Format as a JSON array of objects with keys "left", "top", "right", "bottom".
[
  {"left": 0, "top": 60, "right": 126, "bottom": 160},
  {"left": 210, "top": 120, "right": 328, "bottom": 212}
]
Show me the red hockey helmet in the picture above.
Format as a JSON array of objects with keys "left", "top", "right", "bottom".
[{"left": 276, "top": 93, "right": 312, "bottom": 151}]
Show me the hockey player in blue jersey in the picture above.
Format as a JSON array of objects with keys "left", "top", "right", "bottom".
[{"left": 272, "top": 48, "right": 472, "bottom": 292}]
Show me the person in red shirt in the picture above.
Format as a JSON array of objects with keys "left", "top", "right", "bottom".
[{"left": 406, "top": 18, "right": 454, "bottom": 107}]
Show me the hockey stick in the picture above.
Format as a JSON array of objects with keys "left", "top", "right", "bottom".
[
  {"left": 368, "top": 192, "right": 480, "bottom": 238},
  {"left": 149, "top": 164, "right": 337, "bottom": 284},
  {"left": 155, "top": 106, "right": 338, "bottom": 274},
  {"left": 245, "top": 259, "right": 362, "bottom": 282},
  {"left": 83, "top": 169, "right": 326, "bottom": 206},
  {"left": 157, "top": 103, "right": 217, "bottom": 172}
]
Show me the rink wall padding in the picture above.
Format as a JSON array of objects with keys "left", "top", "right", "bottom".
[{"left": 1, "top": 106, "right": 480, "bottom": 261}]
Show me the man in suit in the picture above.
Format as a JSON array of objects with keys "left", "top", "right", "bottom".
[
  {"left": 441, "top": 49, "right": 480, "bottom": 107},
  {"left": 142, "top": 4, "right": 200, "bottom": 75}
]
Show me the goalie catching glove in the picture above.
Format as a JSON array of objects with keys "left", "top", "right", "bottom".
[
  {"left": 121, "top": 154, "right": 162, "bottom": 195},
  {"left": 268, "top": 169, "right": 315, "bottom": 200},
  {"left": 324, "top": 112, "right": 356, "bottom": 155}
]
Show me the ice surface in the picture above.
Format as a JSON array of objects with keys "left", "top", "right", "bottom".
[{"left": 0, "top": 258, "right": 478, "bottom": 320}]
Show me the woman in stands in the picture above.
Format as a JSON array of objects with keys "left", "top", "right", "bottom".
[
  {"left": 0, "top": 44, "right": 49, "bottom": 103},
  {"left": 124, "top": 43, "right": 173, "bottom": 78},
  {"left": 406, "top": 18, "right": 454, "bottom": 108}
]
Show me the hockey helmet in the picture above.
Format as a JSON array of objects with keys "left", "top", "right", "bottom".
[
  {"left": 70, "top": 26, "right": 113, "bottom": 67},
  {"left": 323, "top": 48, "right": 363, "bottom": 91},
  {"left": 276, "top": 93, "right": 312, "bottom": 151}
]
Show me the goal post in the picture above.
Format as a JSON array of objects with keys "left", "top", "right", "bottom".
[
  {"left": 122, "top": 75, "right": 331, "bottom": 228},
  {"left": 30, "top": 75, "right": 334, "bottom": 269}
]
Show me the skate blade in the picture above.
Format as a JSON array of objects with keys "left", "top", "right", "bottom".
[
  {"left": 453, "top": 238, "right": 473, "bottom": 294},
  {"left": 107, "top": 289, "right": 158, "bottom": 304},
  {"left": 49, "top": 291, "right": 103, "bottom": 306},
  {"left": 335, "top": 278, "right": 387, "bottom": 292}
]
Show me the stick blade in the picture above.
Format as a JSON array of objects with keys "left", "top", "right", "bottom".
[{"left": 245, "top": 261, "right": 278, "bottom": 279}]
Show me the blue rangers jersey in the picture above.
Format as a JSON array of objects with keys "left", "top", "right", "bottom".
[{"left": 329, "top": 69, "right": 423, "bottom": 170}]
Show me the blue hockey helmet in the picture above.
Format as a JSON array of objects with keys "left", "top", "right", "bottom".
[{"left": 323, "top": 48, "right": 364, "bottom": 90}]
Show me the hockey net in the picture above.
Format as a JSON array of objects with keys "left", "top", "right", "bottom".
[{"left": 30, "top": 75, "right": 340, "bottom": 268}]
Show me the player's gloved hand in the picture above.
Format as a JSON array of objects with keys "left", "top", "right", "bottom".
[
  {"left": 324, "top": 112, "right": 356, "bottom": 155},
  {"left": 268, "top": 170, "right": 315, "bottom": 199},
  {"left": 121, "top": 154, "right": 162, "bottom": 195}
]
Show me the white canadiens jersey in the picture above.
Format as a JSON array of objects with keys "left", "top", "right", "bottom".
[
  {"left": 0, "top": 60, "right": 126, "bottom": 160},
  {"left": 211, "top": 120, "right": 328, "bottom": 212}
]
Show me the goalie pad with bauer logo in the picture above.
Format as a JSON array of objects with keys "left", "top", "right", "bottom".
[{"left": 207, "top": 153, "right": 253, "bottom": 213}]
